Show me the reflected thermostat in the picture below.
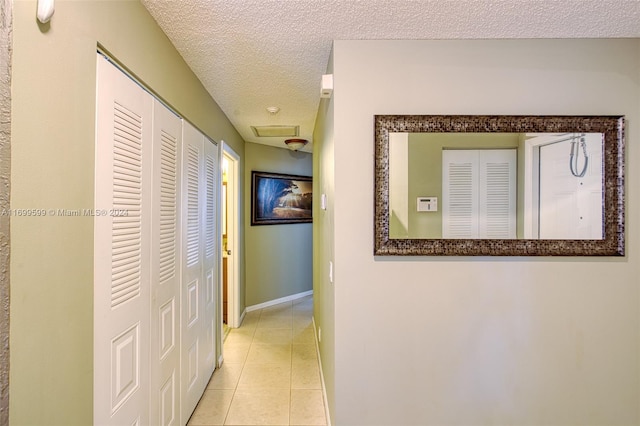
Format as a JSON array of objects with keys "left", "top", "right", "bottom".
[{"left": 417, "top": 197, "right": 437, "bottom": 212}]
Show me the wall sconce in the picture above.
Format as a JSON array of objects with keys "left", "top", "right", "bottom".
[
  {"left": 37, "top": 0, "right": 55, "bottom": 23},
  {"left": 284, "top": 138, "right": 308, "bottom": 151}
]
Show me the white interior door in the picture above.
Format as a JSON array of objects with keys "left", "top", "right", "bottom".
[
  {"left": 181, "top": 122, "right": 218, "bottom": 423},
  {"left": 95, "top": 54, "right": 152, "bottom": 426},
  {"left": 181, "top": 122, "right": 204, "bottom": 424},
  {"left": 202, "top": 138, "right": 219, "bottom": 378},
  {"left": 538, "top": 134, "right": 603, "bottom": 239},
  {"left": 222, "top": 144, "right": 240, "bottom": 330},
  {"left": 149, "top": 99, "right": 182, "bottom": 426}
]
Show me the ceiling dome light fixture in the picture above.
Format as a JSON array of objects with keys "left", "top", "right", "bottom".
[
  {"left": 284, "top": 138, "right": 308, "bottom": 151},
  {"left": 266, "top": 106, "right": 280, "bottom": 115}
]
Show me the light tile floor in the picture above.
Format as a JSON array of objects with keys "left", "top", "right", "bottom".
[{"left": 188, "top": 295, "right": 327, "bottom": 426}]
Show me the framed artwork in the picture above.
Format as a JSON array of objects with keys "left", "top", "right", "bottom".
[{"left": 251, "top": 171, "right": 313, "bottom": 225}]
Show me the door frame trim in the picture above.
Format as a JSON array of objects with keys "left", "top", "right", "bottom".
[{"left": 221, "top": 143, "right": 241, "bottom": 331}]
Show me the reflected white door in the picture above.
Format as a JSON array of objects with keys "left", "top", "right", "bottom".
[{"left": 538, "top": 134, "right": 603, "bottom": 239}]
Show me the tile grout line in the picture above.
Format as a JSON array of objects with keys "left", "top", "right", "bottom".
[
  {"left": 222, "top": 307, "right": 261, "bottom": 426},
  {"left": 289, "top": 305, "right": 293, "bottom": 426}
]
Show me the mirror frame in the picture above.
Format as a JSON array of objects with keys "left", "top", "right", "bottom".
[{"left": 374, "top": 115, "right": 625, "bottom": 256}]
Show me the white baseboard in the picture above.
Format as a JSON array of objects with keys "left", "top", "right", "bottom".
[
  {"left": 245, "top": 289, "right": 313, "bottom": 312},
  {"left": 312, "top": 316, "right": 332, "bottom": 426},
  {"left": 239, "top": 308, "right": 246, "bottom": 326}
]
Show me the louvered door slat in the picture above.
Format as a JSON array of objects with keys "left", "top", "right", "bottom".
[
  {"left": 186, "top": 145, "right": 200, "bottom": 267},
  {"left": 205, "top": 156, "right": 216, "bottom": 258}
]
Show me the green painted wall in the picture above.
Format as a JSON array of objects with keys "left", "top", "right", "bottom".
[
  {"left": 402, "top": 133, "right": 520, "bottom": 238},
  {"left": 312, "top": 46, "right": 335, "bottom": 422},
  {"left": 244, "top": 142, "right": 313, "bottom": 307},
  {"left": 11, "top": 1, "right": 244, "bottom": 424}
]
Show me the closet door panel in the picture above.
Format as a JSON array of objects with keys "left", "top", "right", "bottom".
[
  {"left": 95, "top": 55, "right": 152, "bottom": 426},
  {"left": 442, "top": 150, "right": 479, "bottom": 238},
  {"left": 478, "top": 149, "right": 517, "bottom": 239},
  {"left": 202, "top": 139, "right": 219, "bottom": 379},
  {"left": 442, "top": 149, "right": 516, "bottom": 239},
  {"left": 181, "top": 122, "right": 205, "bottom": 424},
  {"left": 150, "top": 99, "right": 182, "bottom": 426}
]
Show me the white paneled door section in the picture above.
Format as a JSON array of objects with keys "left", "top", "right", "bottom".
[
  {"left": 150, "top": 98, "right": 182, "bottom": 426},
  {"left": 181, "top": 122, "right": 218, "bottom": 425},
  {"left": 538, "top": 134, "right": 603, "bottom": 239},
  {"left": 95, "top": 54, "right": 219, "bottom": 426},
  {"left": 95, "top": 54, "right": 152, "bottom": 426},
  {"left": 202, "top": 138, "right": 218, "bottom": 378}
]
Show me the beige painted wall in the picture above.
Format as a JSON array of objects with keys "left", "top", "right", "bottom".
[
  {"left": 11, "top": 1, "right": 245, "bottom": 424},
  {"left": 329, "top": 39, "right": 639, "bottom": 425},
  {"left": 244, "top": 142, "right": 313, "bottom": 307}
]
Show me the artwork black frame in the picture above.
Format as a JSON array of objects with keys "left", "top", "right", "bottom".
[{"left": 251, "top": 171, "right": 313, "bottom": 225}]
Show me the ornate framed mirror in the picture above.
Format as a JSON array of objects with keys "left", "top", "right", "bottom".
[{"left": 374, "top": 115, "right": 625, "bottom": 256}]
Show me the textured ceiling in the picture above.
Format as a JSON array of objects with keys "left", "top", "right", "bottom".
[{"left": 141, "top": 1, "right": 640, "bottom": 152}]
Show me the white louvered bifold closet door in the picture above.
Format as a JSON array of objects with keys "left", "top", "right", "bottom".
[
  {"left": 95, "top": 54, "right": 152, "bottom": 426},
  {"left": 149, "top": 98, "right": 182, "bottom": 426},
  {"left": 202, "top": 136, "right": 219, "bottom": 387},
  {"left": 181, "top": 121, "right": 218, "bottom": 425},
  {"left": 96, "top": 55, "right": 219, "bottom": 426},
  {"left": 443, "top": 149, "right": 516, "bottom": 239}
]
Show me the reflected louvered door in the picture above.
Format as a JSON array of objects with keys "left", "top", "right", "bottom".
[
  {"left": 201, "top": 139, "right": 219, "bottom": 381},
  {"left": 181, "top": 122, "right": 205, "bottom": 425},
  {"left": 442, "top": 149, "right": 516, "bottom": 239},
  {"left": 95, "top": 55, "right": 152, "bottom": 426},
  {"left": 150, "top": 99, "right": 182, "bottom": 426},
  {"left": 442, "top": 150, "right": 479, "bottom": 238},
  {"left": 478, "top": 150, "right": 516, "bottom": 239}
]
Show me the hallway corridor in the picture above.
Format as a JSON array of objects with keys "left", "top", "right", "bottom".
[{"left": 188, "top": 295, "right": 327, "bottom": 425}]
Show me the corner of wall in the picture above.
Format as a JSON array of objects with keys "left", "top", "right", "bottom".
[
  {"left": 311, "top": 46, "right": 336, "bottom": 424},
  {"left": 0, "top": 0, "right": 11, "bottom": 422}
]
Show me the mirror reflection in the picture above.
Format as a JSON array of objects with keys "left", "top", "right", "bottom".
[{"left": 389, "top": 132, "right": 603, "bottom": 240}]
